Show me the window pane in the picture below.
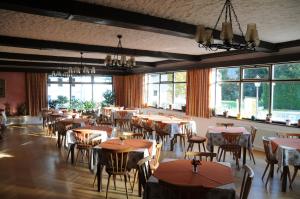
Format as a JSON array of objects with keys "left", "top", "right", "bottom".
[
  {"left": 159, "top": 84, "right": 173, "bottom": 108},
  {"left": 215, "top": 82, "right": 239, "bottom": 116},
  {"left": 94, "top": 76, "right": 112, "bottom": 83},
  {"left": 173, "top": 83, "right": 186, "bottom": 110},
  {"left": 217, "top": 67, "right": 240, "bottom": 81},
  {"left": 93, "top": 84, "right": 112, "bottom": 103},
  {"left": 272, "top": 82, "right": 300, "bottom": 123},
  {"left": 148, "top": 74, "right": 159, "bottom": 83},
  {"left": 161, "top": 73, "right": 173, "bottom": 82},
  {"left": 174, "top": 71, "right": 187, "bottom": 82},
  {"left": 71, "top": 84, "right": 92, "bottom": 101},
  {"left": 72, "top": 76, "right": 92, "bottom": 83},
  {"left": 148, "top": 84, "right": 159, "bottom": 106},
  {"left": 241, "top": 82, "right": 269, "bottom": 120},
  {"left": 243, "top": 67, "right": 269, "bottom": 79},
  {"left": 48, "top": 83, "right": 70, "bottom": 108},
  {"left": 273, "top": 63, "right": 300, "bottom": 80}
]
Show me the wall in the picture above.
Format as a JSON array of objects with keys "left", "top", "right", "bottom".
[
  {"left": 142, "top": 108, "right": 300, "bottom": 151},
  {"left": 0, "top": 72, "right": 26, "bottom": 115}
]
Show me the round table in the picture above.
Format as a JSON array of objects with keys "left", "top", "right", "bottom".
[{"left": 153, "top": 159, "right": 234, "bottom": 188}]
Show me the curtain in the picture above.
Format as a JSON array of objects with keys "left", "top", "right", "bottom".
[
  {"left": 186, "top": 68, "right": 211, "bottom": 118},
  {"left": 113, "top": 74, "right": 144, "bottom": 108},
  {"left": 26, "top": 73, "right": 47, "bottom": 116}
]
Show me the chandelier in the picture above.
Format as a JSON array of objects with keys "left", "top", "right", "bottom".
[
  {"left": 195, "top": 0, "right": 260, "bottom": 51},
  {"left": 51, "top": 52, "right": 96, "bottom": 77},
  {"left": 104, "top": 35, "right": 136, "bottom": 70}
]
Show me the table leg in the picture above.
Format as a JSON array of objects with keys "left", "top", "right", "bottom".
[
  {"left": 282, "top": 166, "right": 288, "bottom": 192},
  {"left": 243, "top": 147, "right": 246, "bottom": 165},
  {"left": 57, "top": 133, "right": 61, "bottom": 148},
  {"left": 70, "top": 144, "right": 75, "bottom": 164},
  {"left": 210, "top": 145, "right": 214, "bottom": 153},
  {"left": 97, "top": 164, "right": 103, "bottom": 192}
]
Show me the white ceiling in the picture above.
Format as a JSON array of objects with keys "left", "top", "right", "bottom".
[{"left": 78, "top": 0, "right": 300, "bottom": 43}]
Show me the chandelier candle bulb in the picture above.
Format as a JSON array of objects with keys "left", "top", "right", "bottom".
[
  {"left": 195, "top": 25, "right": 207, "bottom": 44},
  {"left": 220, "top": 22, "right": 233, "bottom": 44},
  {"left": 245, "top": 23, "right": 260, "bottom": 47}
]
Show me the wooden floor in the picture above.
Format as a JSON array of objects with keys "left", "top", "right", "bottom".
[{"left": 0, "top": 125, "right": 299, "bottom": 199}]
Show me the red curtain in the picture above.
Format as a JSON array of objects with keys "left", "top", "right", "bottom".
[
  {"left": 113, "top": 74, "right": 144, "bottom": 108},
  {"left": 186, "top": 68, "right": 211, "bottom": 118},
  {"left": 26, "top": 73, "right": 47, "bottom": 116}
]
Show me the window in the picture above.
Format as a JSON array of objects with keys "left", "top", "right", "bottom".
[
  {"left": 215, "top": 62, "right": 300, "bottom": 124},
  {"left": 145, "top": 71, "right": 187, "bottom": 110},
  {"left": 48, "top": 75, "right": 112, "bottom": 108}
]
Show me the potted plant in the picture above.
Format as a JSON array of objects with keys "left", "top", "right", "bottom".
[
  {"left": 223, "top": 110, "right": 229, "bottom": 118},
  {"left": 101, "top": 90, "right": 115, "bottom": 107},
  {"left": 56, "top": 96, "right": 69, "bottom": 108}
]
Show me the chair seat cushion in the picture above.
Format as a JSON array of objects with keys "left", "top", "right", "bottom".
[{"left": 189, "top": 136, "right": 206, "bottom": 142}]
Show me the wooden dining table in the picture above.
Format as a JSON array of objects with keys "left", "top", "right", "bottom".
[
  {"left": 145, "top": 159, "right": 235, "bottom": 199},
  {"left": 270, "top": 137, "right": 300, "bottom": 192},
  {"left": 206, "top": 126, "right": 251, "bottom": 165}
]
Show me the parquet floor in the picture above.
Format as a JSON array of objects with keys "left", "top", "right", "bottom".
[{"left": 0, "top": 125, "right": 299, "bottom": 199}]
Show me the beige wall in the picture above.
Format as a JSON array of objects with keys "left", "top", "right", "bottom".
[{"left": 142, "top": 108, "right": 300, "bottom": 151}]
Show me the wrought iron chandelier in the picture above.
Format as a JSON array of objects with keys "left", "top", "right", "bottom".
[
  {"left": 195, "top": 0, "right": 260, "bottom": 51},
  {"left": 104, "top": 35, "right": 136, "bottom": 70},
  {"left": 51, "top": 52, "right": 96, "bottom": 77}
]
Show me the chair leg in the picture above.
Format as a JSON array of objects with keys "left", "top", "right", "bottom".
[
  {"left": 132, "top": 169, "right": 138, "bottom": 192},
  {"left": 250, "top": 150, "right": 256, "bottom": 164},
  {"left": 105, "top": 174, "right": 111, "bottom": 199},
  {"left": 198, "top": 143, "right": 201, "bottom": 152},
  {"left": 262, "top": 163, "right": 270, "bottom": 180},
  {"left": 290, "top": 167, "right": 298, "bottom": 189},
  {"left": 113, "top": 175, "right": 116, "bottom": 190},
  {"left": 124, "top": 174, "right": 129, "bottom": 199},
  {"left": 218, "top": 149, "right": 223, "bottom": 161},
  {"left": 75, "top": 149, "right": 81, "bottom": 165},
  {"left": 223, "top": 150, "right": 226, "bottom": 162},
  {"left": 202, "top": 142, "right": 206, "bottom": 152}
]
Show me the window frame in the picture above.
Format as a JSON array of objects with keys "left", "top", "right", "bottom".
[
  {"left": 145, "top": 71, "right": 187, "bottom": 110},
  {"left": 215, "top": 62, "right": 300, "bottom": 125}
]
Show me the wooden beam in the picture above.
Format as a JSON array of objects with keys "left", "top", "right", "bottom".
[
  {"left": 0, "top": 52, "right": 155, "bottom": 67},
  {"left": 0, "top": 35, "right": 202, "bottom": 61},
  {"left": 0, "top": 0, "right": 277, "bottom": 52}
]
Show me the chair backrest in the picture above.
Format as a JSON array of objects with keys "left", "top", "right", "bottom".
[
  {"left": 103, "top": 148, "right": 132, "bottom": 173},
  {"left": 155, "top": 121, "right": 169, "bottom": 135},
  {"left": 184, "top": 151, "right": 217, "bottom": 161},
  {"left": 240, "top": 164, "right": 254, "bottom": 199},
  {"left": 137, "top": 156, "right": 152, "bottom": 189},
  {"left": 216, "top": 122, "right": 234, "bottom": 127},
  {"left": 250, "top": 126, "right": 257, "bottom": 144},
  {"left": 221, "top": 132, "right": 242, "bottom": 145},
  {"left": 152, "top": 143, "right": 162, "bottom": 167},
  {"left": 262, "top": 136, "right": 273, "bottom": 162}
]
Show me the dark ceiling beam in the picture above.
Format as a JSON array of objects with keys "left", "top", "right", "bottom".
[
  {"left": 134, "top": 52, "right": 300, "bottom": 73},
  {"left": 0, "top": 52, "right": 155, "bottom": 67},
  {"left": 0, "top": 35, "right": 201, "bottom": 61},
  {"left": 0, "top": 0, "right": 277, "bottom": 52},
  {"left": 276, "top": 40, "right": 300, "bottom": 49}
]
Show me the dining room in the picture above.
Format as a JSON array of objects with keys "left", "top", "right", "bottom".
[{"left": 0, "top": 0, "right": 300, "bottom": 199}]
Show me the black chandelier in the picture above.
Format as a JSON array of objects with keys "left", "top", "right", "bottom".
[
  {"left": 195, "top": 0, "right": 260, "bottom": 51},
  {"left": 104, "top": 35, "right": 136, "bottom": 70}
]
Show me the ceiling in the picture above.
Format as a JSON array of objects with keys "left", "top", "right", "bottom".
[{"left": 0, "top": 0, "right": 299, "bottom": 74}]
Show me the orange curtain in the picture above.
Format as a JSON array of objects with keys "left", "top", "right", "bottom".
[
  {"left": 113, "top": 74, "right": 144, "bottom": 108},
  {"left": 26, "top": 73, "right": 47, "bottom": 116},
  {"left": 186, "top": 68, "right": 211, "bottom": 118}
]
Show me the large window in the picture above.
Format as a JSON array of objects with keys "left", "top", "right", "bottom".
[
  {"left": 48, "top": 75, "right": 112, "bottom": 108},
  {"left": 145, "top": 71, "right": 186, "bottom": 110},
  {"left": 215, "top": 63, "right": 300, "bottom": 123}
]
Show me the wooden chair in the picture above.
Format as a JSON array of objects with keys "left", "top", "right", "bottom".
[
  {"left": 142, "top": 119, "right": 154, "bottom": 139},
  {"left": 218, "top": 132, "right": 242, "bottom": 168},
  {"left": 130, "top": 116, "right": 143, "bottom": 133},
  {"left": 137, "top": 156, "right": 152, "bottom": 195},
  {"left": 262, "top": 136, "right": 278, "bottom": 186},
  {"left": 184, "top": 151, "right": 217, "bottom": 161},
  {"left": 103, "top": 148, "right": 132, "bottom": 199},
  {"left": 173, "top": 121, "right": 189, "bottom": 151},
  {"left": 150, "top": 143, "right": 162, "bottom": 173},
  {"left": 154, "top": 122, "right": 170, "bottom": 147},
  {"left": 186, "top": 129, "right": 206, "bottom": 152},
  {"left": 122, "top": 132, "right": 144, "bottom": 139},
  {"left": 56, "top": 122, "right": 72, "bottom": 148},
  {"left": 239, "top": 164, "right": 254, "bottom": 199},
  {"left": 248, "top": 126, "right": 257, "bottom": 164}
]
